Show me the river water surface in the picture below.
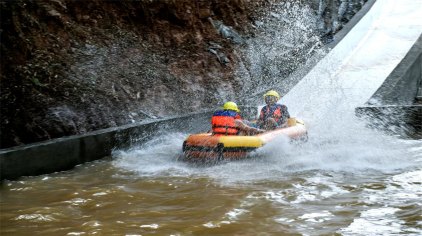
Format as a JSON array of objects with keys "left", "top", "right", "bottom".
[{"left": 1, "top": 121, "right": 421, "bottom": 235}]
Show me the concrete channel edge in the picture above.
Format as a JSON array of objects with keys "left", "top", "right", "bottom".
[
  {"left": 356, "top": 34, "right": 422, "bottom": 138},
  {"left": 0, "top": 111, "right": 213, "bottom": 180}
]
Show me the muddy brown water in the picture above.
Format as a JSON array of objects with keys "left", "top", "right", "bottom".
[{"left": 1, "top": 131, "right": 421, "bottom": 235}]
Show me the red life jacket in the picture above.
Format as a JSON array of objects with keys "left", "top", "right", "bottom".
[
  {"left": 260, "top": 104, "right": 284, "bottom": 124},
  {"left": 211, "top": 110, "right": 241, "bottom": 135}
]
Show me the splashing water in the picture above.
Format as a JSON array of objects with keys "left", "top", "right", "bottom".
[
  {"left": 111, "top": 4, "right": 422, "bottom": 235},
  {"left": 237, "top": 1, "right": 324, "bottom": 97},
  {"left": 113, "top": 117, "right": 420, "bottom": 182},
  {"left": 113, "top": 0, "right": 422, "bottom": 184},
  {"left": 110, "top": 122, "right": 420, "bottom": 235}
]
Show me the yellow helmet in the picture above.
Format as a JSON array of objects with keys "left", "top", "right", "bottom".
[
  {"left": 263, "top": 90, "right": 280, "bottom": 100},
  {"left": 223, "top": 101, "right": 240, "bottom": 112}
]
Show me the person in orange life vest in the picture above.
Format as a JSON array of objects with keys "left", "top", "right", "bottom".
[
  {"left": 211, "top": 101, "right": 264, "bottom": 135},
  {"left": 257, "top": 90, "right": 290, "bottom": 130}
]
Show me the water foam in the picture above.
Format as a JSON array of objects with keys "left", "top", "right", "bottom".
[{"left": 112, "top": 122, "right": 420, "bottom": 185}]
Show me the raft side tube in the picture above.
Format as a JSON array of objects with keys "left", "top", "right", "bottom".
[
  {"left": 258, "top": 123, "right": 307, "bottom": 143},
  {"left": 182, "top": 142, "right": 224, "bottom": 161},
  {"left": 183, "top": 143, "right": 257, "bottom": 161},
  {"left": 181, "top": 119, "right": 307, "bottom": 161},
  {"left": 218, "top": 136, "right": 264, "bottom": 148},
  {"left": 184, "top": 133, "right": 264, "bottom": 149}
]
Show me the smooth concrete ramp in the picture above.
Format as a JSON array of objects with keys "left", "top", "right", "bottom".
[{"left": 282, "top": 0, "right": 422, "bottom": 126}]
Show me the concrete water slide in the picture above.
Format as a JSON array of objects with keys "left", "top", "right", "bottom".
[
  {"left": 1, "top": 0, "right": 421, "bottom": 180},
  {"left": 282, "top": 0, "right": 422, "bottom": 133}
]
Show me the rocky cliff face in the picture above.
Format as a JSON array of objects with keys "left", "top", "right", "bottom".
[{"left": 0, "top": 0, "right": 367, "bottom": 148}]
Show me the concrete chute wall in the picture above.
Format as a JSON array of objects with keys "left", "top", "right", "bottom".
[
  {"left": 0, "top": 112, "right": 212, "bottom": 180},
  {"left": 280, "top": 0, "right": 422, "bottom": 131},
  {"left": 356, "top": 35, "right": 422, "bottom": 137},
  {"left": 365, "top": 35, "right": 421, "bottom": 106}
]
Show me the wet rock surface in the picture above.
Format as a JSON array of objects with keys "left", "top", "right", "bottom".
[{"left": 0, "top": 0, "right": 367, "bottom": 148}]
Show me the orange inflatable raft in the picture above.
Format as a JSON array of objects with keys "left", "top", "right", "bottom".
[{"left": 181, "top": 118, "right": 307, "bottom": 162}]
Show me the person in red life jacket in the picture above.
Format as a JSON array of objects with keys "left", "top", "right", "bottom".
[
  {"left": 257, "top": 90, "right": 290, "bottom": 130},
  {"left": 212, "top": 101, "right": 264, "bottom": 135}
]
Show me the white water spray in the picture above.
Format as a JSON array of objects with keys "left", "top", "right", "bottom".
[
  {"left": 238, "top": 1, "right": 324, "bottom": 95},
  {"left": 113, "top": 0, "right": 422, "bottom": 183}
]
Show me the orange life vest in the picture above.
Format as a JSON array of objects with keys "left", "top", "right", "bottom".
[
  {"left": 259, "top": 104, "right": 288, "bottom": 125},
  {"left": 211, "top": 110, "right": 241, "bottom": 135}
]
